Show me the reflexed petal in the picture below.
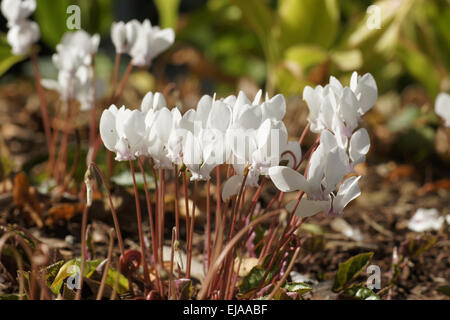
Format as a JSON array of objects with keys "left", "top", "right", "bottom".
[
  {"left": 268, "top": 166, "right": 309, "bottom": 193},
  {"left": 286, "top": 198, "right": 331, "bottom": 218},
  {"left": 99, "top": 108, "right": 119, "bottom": 151},
  {"left": 324, "top": 148, "right": 346, "bottom": 193},
  {"left": 222, "top": 175, "right": 244, "bottom": 201},
  {"left": 197, "top": 95, "right": 213, "bottom": 127},
  {"left": 332, "top": 176, "right": 361, "bottom": 215},
  {"left": 306, "top": 145, "right": 325, "bottom": 190},
  {"left": 354, "top": 73, "right": 378, "bottom": 114},
  {"left": 349, "top": 128, "right": 370, "bottom": 163},
  {"left": 280, "top": 141, "right": 302, "bottom": 169},
  {"left": 262, "top": 94, "right": 286, "bottom": 121},
  {"left": 122, "top": 110, "right": 145, "bottom": 148},
  {"left": 208, "top": 100, "right": 231, "bottom": 132},
  {"left": 151, "top": 28, "right": 175, "bottom": 59},
  {"left": 154, "top": 108, "right": 173, "bottom": 142},
  {"left": 253, "top": 89, "right": 262, "bottom": 105},
  {"left": 340, "top": 87, "right": 359, "bottom": 131}
]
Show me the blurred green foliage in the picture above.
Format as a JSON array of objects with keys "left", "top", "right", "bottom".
[
  {"left": 177, "top": 0, "right": 449, "bottom": 98},
  {"left": 34, "top": 0, "right": 114, "bottom": 49}
]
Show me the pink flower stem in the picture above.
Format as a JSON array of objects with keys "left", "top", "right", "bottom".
[
  {"left": 89, "top": 162, "right": 125, "bottom": 255},
  {"left": 129, "top": 160, "right": 151, "bottom": 286},
  {"left": 182, "top": 171, "right": 192, "bottom": 278},
  {"left": 31, "top": 51, "right": 55, "bottom": 176},
  {"left": 137, "top": 158, "right": 160, "bottom": 290}
]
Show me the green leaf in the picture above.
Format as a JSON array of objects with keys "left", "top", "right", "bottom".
[
  {"left": 437, "top": 285, "right": 450, "bottom": 298},
  {"left": 0, "top": 294, "right": 27, "bottom": 300},
  {"left": 344, "top": 285, "right": 380, "bottom": 300},
  {"left": 106, "top": 269, "right": 129, "bottom": 294},
  {"left": 154, "top": 0, "right": 180, "bottom": 29},
  {"left": 0, "top": 33, "right": 26, "bottom": 77},
  {"left": 44, "top": 260, "right": 66, "bottom": 287},
  {"left": 283, "top": 282, "right": 312, "bottom": 296},
  {"left": 333, "top": 252, "right": 374, "bottom": 292},
  {"left": 35, "top": 0, "right": 70, "bottom": 48},
  {"left": 50, "top": 259, "right": 102, "bottom": 294}
]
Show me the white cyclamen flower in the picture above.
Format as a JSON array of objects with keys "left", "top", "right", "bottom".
[
  {"left": 303, "top": 72, "right": 377, "bottom": 138},
  {"left": 111, "top": 20, "right": 140, "bottom": 55},
  {"left": 408, "top": 208, "right": 444, "bottom": 232},
  {"left": 435, "top": 92, "right": 450, "bottom": 127},
  {"left": 6, "top": 19, "right": 39, "bottom": 55},
  {"left": 269, "top": 131, "right": 361, "bottom": 218},
  {"left": 100, "top": 105, "right": 147, "bottom": 161},
  {"left": 129, "top": 19, "right": 175, "bottom": 67},
  {"left": 52, "top": 30, "right": 100, "bottom": 71},
  {"left": 1, "top": 0, "right": 36, "bottom": 26}
]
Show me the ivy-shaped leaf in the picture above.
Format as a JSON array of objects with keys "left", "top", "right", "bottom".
[
  {"left": 343, "top": 285, "right": 380, "bottom": 300},
  {"left": 332, "top": 252, "right": 374, "bottom": 292}
]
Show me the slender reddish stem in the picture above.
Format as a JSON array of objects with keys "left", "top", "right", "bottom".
[
  {"left": 31, "top": 52, "right": 55, "bottom": 174},
  {"left": 182, "top": 171, "right": 191, "bottom": 278},
  {"left": 205, "top": 180, "right": 211, "bottom": 271},
  {"left": 137, "top": 158, "right": 160, "bottom": 289},
  {"left": 115, "top": 60, "right": 134, "bottom": 100},
  {"left": 128, "top": 160, "right": 151, "bottom": 285},
  {"left": 89, "top": 162, "right": 125, "bottom": 255}
]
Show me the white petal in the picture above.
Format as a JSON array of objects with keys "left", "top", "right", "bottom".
[
  {"left": 355, "top": 73, "right": 378, "bottom": 114},
  {"left": 207, "top": 100, "right": 231, "bottom": 132},
  {"left": 197, "top": 95, "right": 213, "bottom": 127},
  {"left": 306, "top": 145, "right": 326, "bottom": 191},
  {"left": 154, "top": 108, "right": 173, "bottom": 142},
  {"left": 262, "top": 94, "right": 286, "bottom": 121},
  {"left": 268, "top": 166, "right": 309, "bottom": 193},
  {"left": 281, "top": 141, "right": 302, "bottom": 169},
  {"left": 99, "top": 106, "right": 119, "bottom": 152},
  {"left": 324, "top": 148, "right": 347, "bottom": 193},
  {"left": 286, "top": 198, "right": 331, "bottom": 218},
  {"left": 332, "top": 176, "right": 361, "bottom": 215},
  {"left": 222, "top": 175, "right": 244, "bottom": 201},
  {"left": 349, "top": 128, "right": 370, "bottom": 164}
]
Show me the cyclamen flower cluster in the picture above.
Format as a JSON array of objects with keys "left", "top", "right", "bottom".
[
  {"left": 41, "top": 30, "right": 103, "bottom": 110},
  {"left": 269, "top": 73, "right": 376, "bottom": 218},
  {"left": 1, "top": 0, "right": 40, "bottom": 55},
  {"left": 100, "top": 90, "right": 301, "bottom": 188},
  {"left": 111, "top": 19, "right": 175, "bottom": 67},
  {"left": 100, "top": 72, "right": 376, "bottom": 217}
]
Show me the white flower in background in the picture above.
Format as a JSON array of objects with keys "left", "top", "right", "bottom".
[
  {"left": 408, "top": 208, "right": 444, "bottom": 232},
  {"left": 303, "top": 72, "right": 377, "bottom": 142},
  {"left": 52, "top": 30, "right": 100, "bottom": 71},
  {"left": 1, "top": 0, "right": 36, "bottom": 26},
  {"left": 129, "top": 19, "right": 175, "bottom": 67},
  {"left": 435, "top": 92, "right": 450, "bottom": 127},
  {"left": 6, "top": 19, "right": 39, "bottom": 55},
  {"left": 1, "top": 0, "right": 39, "bottom": 56},
  {"left": 99, "top": 105, "right": 147, "bottom": 161},
  {"left": 111, "top": 20, "right": 140, "bottom": 55}
]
